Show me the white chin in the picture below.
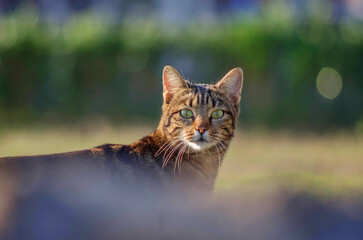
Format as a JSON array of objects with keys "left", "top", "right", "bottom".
[{"left": 187, "top": 141, "right": 214, "bottom": 151}]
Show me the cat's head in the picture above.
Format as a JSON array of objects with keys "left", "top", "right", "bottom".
[{"left": 158, "top": 65, "right": 243, "bottom": 151}]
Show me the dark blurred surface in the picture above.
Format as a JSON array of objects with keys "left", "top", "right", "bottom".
[
  {"left": 1, "top": 166, "right": 363, "bottom": 240},
  {"left": 0, "top": 0, "right": 362, "bottom": 130}
]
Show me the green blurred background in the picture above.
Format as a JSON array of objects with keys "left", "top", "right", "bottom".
[{"left": 0, "top": 0, "right": 362, "bottom": 131}]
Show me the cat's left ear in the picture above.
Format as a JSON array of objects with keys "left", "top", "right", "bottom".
[
  {"left": 162, "top": 65, "right": 187, "bottom": 103},
  {"left": 216, "top": 68, "right": 243, "bottom": 104}
]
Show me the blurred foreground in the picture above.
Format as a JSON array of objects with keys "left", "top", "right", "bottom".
[{"left": 0, "top": 124, "right": 362, "bottom": 239}]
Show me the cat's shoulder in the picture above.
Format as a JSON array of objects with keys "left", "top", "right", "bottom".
[{"left": 92, "top": 143, "right": 127, "bottom": 154}]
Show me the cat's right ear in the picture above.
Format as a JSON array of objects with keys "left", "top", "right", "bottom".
[{"left": 162, "top": 65, "right": 186, "bottom": 104}]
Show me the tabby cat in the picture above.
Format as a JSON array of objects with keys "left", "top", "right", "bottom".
[{"left": 0, "top": 66, "right": 243, "bottom": 197}]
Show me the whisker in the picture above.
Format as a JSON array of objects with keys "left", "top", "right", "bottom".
[
  {"left": 216, "top": 143, "right": 225, "bottom": 155},
  {"left": 187, "top": 145, "right": 190, "bottom": 161},
  {"left": 174, "top": 145, "right": 182, "bottom": 173},
  {"left": 163, "top": 141, "right": 184, "bottom": 169},
  {"left": 162, "top": 140, "right": 180, "bottom": 162},
  {"left": 160, "top": 143, "right": 174, "bottom": 162},
  {"left": 221, "top": 138, "right": 231, "bottom": 146},
  {"left": 160, "top": 140, "right": 177, "bottom": 157},
  {"left": 215, "top": 145, "right": 221, "bottom": 167},
  {"left": 175, "top": 144, "right": 186, "bottom": 174},
  {"left": 155, "top": 138, "right": 173, "bottom": 157},
  {"left": 179, "top": 145, "right": 187, "bottom": 173},
  {"left": 180, "top": 146, "right": 186, "bottom": 168},
  {"left": 218, "top": 142, "right": 228, "bottom": 152},
  {"left": 173, "top": 151, "right": 179, "bottom": 173},
  {"left": 161, "top": 141, "right": 177, "bottom": 165}
]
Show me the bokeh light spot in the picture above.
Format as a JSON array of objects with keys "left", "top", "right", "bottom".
[{"left": 316, "top": 68, "right": 343, "bottom": 100}]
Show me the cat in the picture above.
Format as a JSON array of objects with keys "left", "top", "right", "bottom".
[{"left": 0, "top": 65, "right": 243, "bottom": 198}]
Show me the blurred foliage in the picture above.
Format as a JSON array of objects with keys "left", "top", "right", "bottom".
[{"left": 0, "top": 9, "right": 362, "bottom": 130}]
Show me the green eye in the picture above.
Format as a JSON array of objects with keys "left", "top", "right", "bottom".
[
  {"left": 180, "top": 109, "right": 193, "bottom": 119},
  {"left": 211, "top": 109, "right": 224, "bottom": 119}
]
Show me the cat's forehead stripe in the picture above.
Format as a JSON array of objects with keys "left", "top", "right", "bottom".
[
  {"left": 175, "top": 83, "right": 236, "bottom": 114},
  {"left": 185, "top": 84, "right": 213, "bottom": 108},
  {"left": 188, "top": 97, "right": 193, "bottom": 107}
]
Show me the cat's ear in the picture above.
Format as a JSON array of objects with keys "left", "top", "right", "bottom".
[
  {"left": 216, "top": 68, "right": 243, "bottom": 104},
  {"left": 162, "top": 65, "right": 187, "bottom": 103}
]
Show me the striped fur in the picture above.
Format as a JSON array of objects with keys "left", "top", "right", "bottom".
[{"left": 0, "top": 66, "right": 243, "bottom": 197}]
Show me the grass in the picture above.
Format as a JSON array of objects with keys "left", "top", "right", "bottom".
[{"left": 1, "top": 124, "right": 362, "bottom": 199}]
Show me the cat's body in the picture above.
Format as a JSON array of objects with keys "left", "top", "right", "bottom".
[
  {"left": 1, "top": 130, "right": 221, "bottom": 198},
  {"left": 0, "top": 66, "right": 243, "bottom": 197}
]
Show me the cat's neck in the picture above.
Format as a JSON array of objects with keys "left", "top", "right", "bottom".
[{"left": 130, "top": 129, "right": 227, "bottom": 194}]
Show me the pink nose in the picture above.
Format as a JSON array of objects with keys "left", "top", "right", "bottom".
[{"left": 196, "top": 126, "right": 207, "bottom": 135}]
